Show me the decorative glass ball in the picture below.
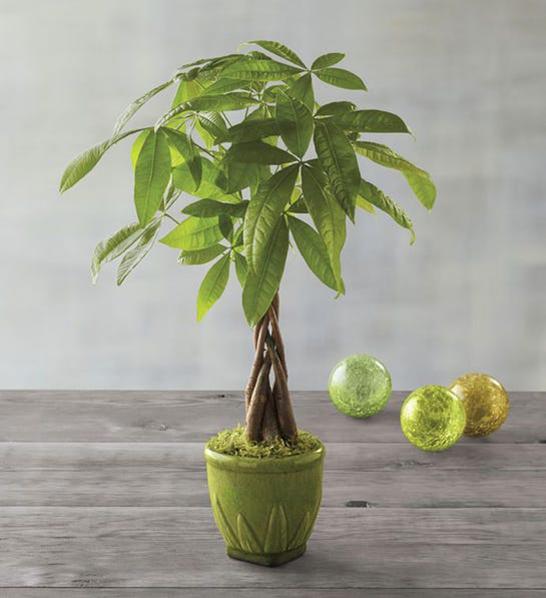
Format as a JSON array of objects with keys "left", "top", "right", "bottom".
[
  {"left": 400, "top": 385, "right": 466, "bottom": 452},
  {"left": 328, "top": 354, "right": 392, "bottom": 418},
  {"left": 449, "top": 372, "right": 510, "bottom": 437}
]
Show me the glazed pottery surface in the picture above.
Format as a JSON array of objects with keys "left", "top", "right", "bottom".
[{"left": 204, "top": 442, "right": 325, "bottom": 566}]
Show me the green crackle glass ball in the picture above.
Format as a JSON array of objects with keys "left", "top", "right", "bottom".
[
  {"left": 449, "top": 372, "right": 510, "bottom": 437},
  {"left": 400, "top": 385, "right": 466, "bottom": 452},
  {"left": 328, "top": 354, "right": 392, "bottom": 418}
]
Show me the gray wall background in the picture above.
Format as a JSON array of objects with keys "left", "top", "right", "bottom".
[{"left": 1, "top": 0, "right": 545, "bottom": 391}]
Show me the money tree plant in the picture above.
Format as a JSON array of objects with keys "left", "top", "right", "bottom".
[{"left": 60, "top": 40, "right": 436, "bottom": 444}]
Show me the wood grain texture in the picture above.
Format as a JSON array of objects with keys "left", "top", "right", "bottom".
[
  {"left": 3, "top": 442, "right": 546, "bottom": 471},
  {"left": 1, "top": 508, "right": 546, "bottom": 588},
  {"left": 1, "top": 441, "right": 546, "bottom": 508},
  {"left": 5, "top": 591, "right": 546, "bottom": 598},
  {"left": 0, "top": 390, "right": 544, "bottom": 443},
  {"left": 1, "top": 465, "right": 546, "bottom": 508},
  {"left": 1, "top": 390, "right": 545, "bottom": 592}
]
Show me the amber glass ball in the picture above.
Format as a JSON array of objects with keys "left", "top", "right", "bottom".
[{"left": 449, "top": 373, "right": 510, "bottom": 437}]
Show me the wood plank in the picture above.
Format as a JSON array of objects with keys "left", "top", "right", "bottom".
[
  {"left": 0, "top": 391, "right": 543, "bottom": 443},
  {"left": 1, "top": 456, "right": 545, "bottom": 507},
  {"left": 3, "top": 442, "right": 545, "bottom": 472},
  {"left": 1, "top": 507, "right": 545, "bottom": 588},
  {"left": 4, "top": 591, "right": 546, "bottom": 598},
  {"left": 4, "top": 591, "right": 546, "bottom": 597},
  {"left": 4, "top": 506, "right": 546, "bottom": 545}
]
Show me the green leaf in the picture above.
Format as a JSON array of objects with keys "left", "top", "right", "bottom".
[
  {"left": 173, "top": 158, "right": 239, "bottom": 203},
  {"left": 233, "top": 252, "right": 248, "bottom": 286},
  {"left": 404, "top": 170, "right": 436, "bottom": 210},
  {"left": 159, "top": 216, "right": 223, "bottom": 250},
  {"left": 315, "top": 101, "right": 356, "bottom": 117},
  {"left": 247, "top": 50, "right": 273, "bottom": 61},
  {"left": 171, "top": 66, "right": 242, "bottom": 108},
  {"left": 176, "top": 53, "right": 241, "bottom": 73},
  {"left": 221, "top": 58, "right": 302, "bottom": 81},
  {"left": 170, "top": 73, "right": 228, "bottom": 119},
  {"left": 218, "top": 214, "right": 233, "bottom": 240},
  {"left": 196, "top": 254, "right": 230, "bottom": 321},
  {"left": 177, "top": 57, "right": 218, "bottom": 71},
  {"left": 185, "top": 93, "right": 259, "bottom": 112},
  {"left": 288, "top": 73, "right": 314, "bottom": 112},
  {"left": 354, "top": 141, "right": 436, "bottom": 208},
  {"left": 275, "top": 90, "right": 313, "bottom": 158},
  {"left": 287, "top": 193, "right": 308, "bottom": 214},
  {"left": 178, "top": 244, "right": 227, "bottom": 265},
  {"left": 196, "top": 112, "right": 229, "bottom": 144},
  {"left": 161, "top": 127, "right": 202, "bottom": 188},
  {"left": 356, "top": 195, "right": 375, "bottom": 213},
  {"left": 262, "top": 84, "right": 286, "bottom": 103},
  {"left": 333, "top": 110, "right": 411, "bottom": 134},
  {"left": 60, "top": 140, "right": 111, "bottom": 192},
  {"left": 172, "top": 61, "right": 243, "bottom": 106},
  {"left": 226, "top": 141, "right": 296, "bottom": 165},
  {"left": 180, "top": 67, "right": 206, "bottom": 83},
  {"left": 311, "top": 52, "right": 345, "bottom": 70},
  {"left": 246, "top": 104, "right": 274, "bottom": 121},
  {"left": 245, "top": 40, "right": 306, "bottom": 68},
  {"left": 113, "top": 79, "right": 174, "bottom": 137},
  {"left": 221, "top": 159, "right": 268, "bottom": 193},
  {"left": 354, "top": 141, "right": 419, "bottom": 170},
  {"left": 134, "top": 130, "right": 172, "bottom": 225},
  {"left": 288, "top": 216, "right": 337, "bottom": 291},
  {"left": 244, "top": 164, "right": 299, "bottom": 271},
  {"left": 313, "top": 120, "right": 360, "bottom": 221},
  {"left": 232, "top": 224, "right": 244, "bottom": 248},
  {"left": 157, "top": 93, "right": 258, "bottom": 128},
  {"left": 116, "top": 220, "right": 161, "bottom": 285},
  {"left": 243, "top": 218, "right": 289, "bottom": 326},
  {"left": 301, "top": 163, "right": 346, "bottom": 291},
  {"left": 91, "top": 222, "right": 144, "bottom": 283},
  {"left": 358, "top": 179, "right": 415, "bottom": 243},
  {"left": 218, "top": 118, "right": 280, "bottom": 143},
  {"left": 201, "top": 78, "right": 250, "bottom": 96},
  {"left": 315, "top": 67, "right": 366, "bottom": 90},
  {"left": 346, "top": 131, "right": 360, "bottom": 142},
  {"left": 171, "top": 78, "right": 202, "bottom": 108},
  {"left": 59, "top": 128, "right": 142, "bottom": 193},
  {"left": 182, "top": 199, "right": 248, "bottom": 218},
  {"left": 130, "top": 130, "right": 150, "bottom": 169}
]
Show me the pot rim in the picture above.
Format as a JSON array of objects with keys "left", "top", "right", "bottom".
[{"left": 204, "top": 441, "right": 325, "bottom": 473}]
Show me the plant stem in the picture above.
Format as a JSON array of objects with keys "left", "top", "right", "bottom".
[
  {"left": 164, "top": 213, "right": 180, "bottom": 225},
  {"left": 245, "top": 292, "right": 297, "bottom": 443}
]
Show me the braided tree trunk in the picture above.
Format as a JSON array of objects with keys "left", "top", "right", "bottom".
[{"left": 244, "top": 293, "right": 297, "bottom": 443}]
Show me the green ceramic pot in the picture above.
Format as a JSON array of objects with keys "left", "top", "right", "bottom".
[{"left": 204, "top": 442, "right": 325, "bottom": 566}]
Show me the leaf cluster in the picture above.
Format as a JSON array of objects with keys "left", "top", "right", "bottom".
[{"left": 60, "top": 40, "right": 436, "bottom": 325}]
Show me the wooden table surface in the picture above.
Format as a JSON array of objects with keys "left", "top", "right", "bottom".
[{"left": 1, "top": 390, "right": 545, "bottom": 597}]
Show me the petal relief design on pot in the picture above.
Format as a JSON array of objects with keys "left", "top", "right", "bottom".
[
  {"left": 289, "top": 511, "right": 311, "bottom": 549},
  {"left": 311, "top": 497, "right": 322, "bottom": 522},
  {"left": 289, "top": 499, "right": 321, "bottom": 549},
  {"left": 237, "top": 513, "right": 262, "bottom": 553},
  {"left": 212, "top": 494, "right": 240, "bottom": 550},
  {"left": 264, "top": 504, "right": 289, "bottom": 553},
  {"left": 211, "top": 495, "right": 321, "bottom": 553}
]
